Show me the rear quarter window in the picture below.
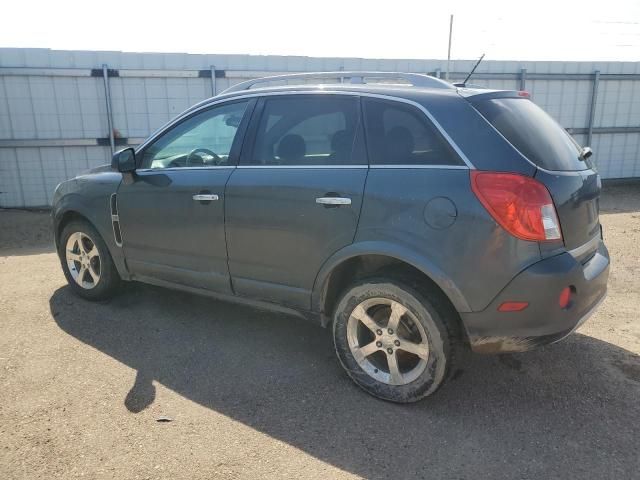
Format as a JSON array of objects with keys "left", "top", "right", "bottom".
[
  {"left": 363, "top": 98, "right": 463, "bottom": 166},
  {"left": 473, "top": 97, "right": 592, "bottom": 172}
]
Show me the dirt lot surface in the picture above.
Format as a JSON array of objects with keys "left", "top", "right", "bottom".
[{"left": 1, "top": 183, "right": 639, "bottom": 479}]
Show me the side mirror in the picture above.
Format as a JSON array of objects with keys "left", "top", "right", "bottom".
[
  {"left": 581, "top": 146, "right": 593, "bottom": 160},
  {"left": 112, "top": 148, "right": 136, "bottom": 172}
]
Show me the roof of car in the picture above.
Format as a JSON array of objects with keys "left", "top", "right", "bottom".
[
  {"left": 213, "top": 72, "right": 506, "bottom": 98},
  {"left": 174, "top": 72, "right": 515, "bottom": 117},
  {"left": 218, "top": 82, "right": 459, "bottom": 99},
  {"left": 182, "top": 83, "right": 510, "bottom": 117}
]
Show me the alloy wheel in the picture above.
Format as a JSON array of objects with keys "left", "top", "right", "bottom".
[
  {"left": 65, "top": 232, "right": 101, "bottom": 289},
  {"left": 346, "top": 297, "right": 430, "bottom": 385}
]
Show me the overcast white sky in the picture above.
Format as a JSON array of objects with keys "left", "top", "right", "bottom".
[{"left": 2, "top": 0, "right": 639, "bottom": 61}]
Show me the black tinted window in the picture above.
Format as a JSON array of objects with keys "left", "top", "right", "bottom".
[
  {"left": 248, "top": 96, "right": 363, "bottom": 166},
  {"left": 474, "top": 98, "right": 592, "bottom": 171},
  {"left": 363, "top": 98, "right": 462, "bottom": 166}
]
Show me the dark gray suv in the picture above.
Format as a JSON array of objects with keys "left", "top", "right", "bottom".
[{"left": 52, "top": 72, "right": 609, "bottom": 403}]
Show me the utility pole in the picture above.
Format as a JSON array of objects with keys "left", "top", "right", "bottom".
[{"left": 446, "top": 14, "right": 454, "bottom": 81}]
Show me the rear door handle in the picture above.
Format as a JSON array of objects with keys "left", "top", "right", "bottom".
[
  {"left": 192, "top": 194, "right": 219, "bottom": 201},
  {"left": 315, "top": 197, "right": 352, "bottom": 206}
]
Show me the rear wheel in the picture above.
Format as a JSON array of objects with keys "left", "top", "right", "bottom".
[
  {"left": 333, "top": 279, "right": 455, "bottom": 402},
  {"left": 58, "top": 220, "right": 120, "bottom": 300}
]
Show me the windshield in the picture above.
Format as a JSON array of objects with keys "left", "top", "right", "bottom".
[{"left": 473, "top": 97, "right": 593, "bottom": 171}]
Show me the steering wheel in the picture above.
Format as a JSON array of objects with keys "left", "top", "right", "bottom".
[{"left": 186, "top": 148, "right": 222, "bottom": 167}]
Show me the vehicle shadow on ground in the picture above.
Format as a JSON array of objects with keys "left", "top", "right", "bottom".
[{"left": 50, "top": 284, "right": 640, "bottom": 479}]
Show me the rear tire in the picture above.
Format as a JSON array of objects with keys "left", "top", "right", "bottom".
[
  {"left": 58, "top": 220, "right": 121, "bottom": 301},
  {"left": 332, "top": 278, "right": 456, "bottom": 403}
]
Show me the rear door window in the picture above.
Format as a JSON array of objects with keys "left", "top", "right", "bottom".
[
  {"left": 363, "top": 98, "right": 463, "bottom": 166},
  {"left": 247, "top": 95, "right": 365, "bottom": 166},
  {"left": 473, "top": 97, "right": 592, "bottom": 171}
]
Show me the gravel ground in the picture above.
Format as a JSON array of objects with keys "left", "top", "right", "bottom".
[{"left": 0, "top": 183, "right": 639, "bottom": 479}]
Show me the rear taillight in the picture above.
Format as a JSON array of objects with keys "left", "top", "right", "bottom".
[{"left": 471, "top": 171, "right": 562, "bottom": 242}]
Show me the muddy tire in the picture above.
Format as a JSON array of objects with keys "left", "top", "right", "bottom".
[{"left": 333, "top": 278, "right": 456, "bottom": 403}]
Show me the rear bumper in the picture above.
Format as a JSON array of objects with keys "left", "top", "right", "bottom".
[{"left": 461, "top": 241, "right": 609, "bottom": 353}]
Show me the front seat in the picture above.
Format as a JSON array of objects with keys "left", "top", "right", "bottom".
[{"left": 277, "top": 134, "right": 306, "bottom": 165}]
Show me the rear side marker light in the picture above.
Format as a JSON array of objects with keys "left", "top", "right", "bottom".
[
  {"left": 498, "top": 301, "right": 529, "bottom": 312},
  {"left": 558, "top": 287, "right": 573, "bottom": 309},
  {"left": 471, "top": 171, "right": 563, "bottom": 242}
]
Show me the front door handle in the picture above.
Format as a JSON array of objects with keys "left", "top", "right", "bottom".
[
  {"left": 192, "top": 194, "right": 219, "bottom": 201},
  {"left": 315, "top": 196, "right": 352, "bottom": 206}
]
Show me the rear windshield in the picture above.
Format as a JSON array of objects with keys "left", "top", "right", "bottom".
[{"left": 474, "top": 97, "right": 592, "bottom": 171}]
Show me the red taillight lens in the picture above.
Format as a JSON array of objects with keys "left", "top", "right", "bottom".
[{"left": 471, "top": 171, "right": 562, "bottom": 242}]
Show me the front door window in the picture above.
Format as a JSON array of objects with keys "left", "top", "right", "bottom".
[{"left": 140, "top": 101, "right": 249, "bottom": 169}]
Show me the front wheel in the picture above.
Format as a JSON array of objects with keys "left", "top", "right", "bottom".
[
  {"left": 332, "top": 279, "right": 455, "bottom": 403},
  {"left": 58, "top": 220, "right": 121, "bottom": 301}
]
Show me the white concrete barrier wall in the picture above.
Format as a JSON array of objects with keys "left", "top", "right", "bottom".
[{"left": 1, "top": 48, "right": 639, "bottom": 207}]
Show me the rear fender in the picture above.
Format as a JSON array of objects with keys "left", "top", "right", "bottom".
[{"left": 311, "top": 241, "right": 472, "bottom": 315}]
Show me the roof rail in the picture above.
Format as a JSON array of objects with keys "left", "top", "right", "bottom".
[{"left": 219, "top": 71, "right": 454, "bottom": 95}]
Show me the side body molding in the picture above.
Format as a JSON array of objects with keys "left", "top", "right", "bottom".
[{"left": 311, "top": 240, "right": 472, "bottom": 316}]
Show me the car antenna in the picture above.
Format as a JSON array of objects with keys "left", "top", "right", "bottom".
[{"left": 459, "top": 53, "right": 485, "bottom": 87}]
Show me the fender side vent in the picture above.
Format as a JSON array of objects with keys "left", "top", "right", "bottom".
[
  {"left": 110, "top": 193, "right": 123, "bottom": 247},
  {"left": 112, "top": 220, "right": 123, "bottom": 246},
  {"left": 110, "top": 192, "right": 118, "bottom": 215}
]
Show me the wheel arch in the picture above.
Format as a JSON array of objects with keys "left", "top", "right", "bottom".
[
  {"left": 312, "top": 242, "right": 472, "bottom": 326},
  {"left": 53, "top": 192, "right": 111, "bottom": 247},
  {"left": 52, "top": 196, "right": 131, "bottom": 280},
  {"left": 54, "top": 210, "right": 93, "bottom": 247}
]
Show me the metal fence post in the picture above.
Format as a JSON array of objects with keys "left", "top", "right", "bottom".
[
  {"left": 210, "top": 65, "right": 217, "bottom": 96},
  {"left": 587, "top": 70, "right": 600, "bottom": 147},
  {"left": 520, "top": 68, "right": 527, "bottom": 91},
  {"left": 101, "top": 64, "right": 115, "bottom": 155}
]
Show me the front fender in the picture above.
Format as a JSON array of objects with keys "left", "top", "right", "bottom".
[
  {"left": 311, "top": 240, "right": 472, "bottom": 315},
  {"left": 52, "top": 175, "right": 129, "bottom": 279}
]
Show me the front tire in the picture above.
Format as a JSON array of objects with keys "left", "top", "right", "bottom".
[
  {"left": 58, "top": 220, "right": 120, "bottom": 301},
  {"left": 332, "top": 279, "right": 455, "bottom": 403}
]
